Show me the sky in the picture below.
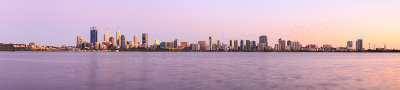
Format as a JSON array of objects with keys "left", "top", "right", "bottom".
[{"left": 1, "top": 0, "right": 399, "bottom": 49}]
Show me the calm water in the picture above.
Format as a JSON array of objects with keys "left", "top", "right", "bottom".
[{"left": 0, "top": 52, "right": 400, "bottom": 90}]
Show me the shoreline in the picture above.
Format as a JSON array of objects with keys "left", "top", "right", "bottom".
[{"left": 1, "top": 51, "right": 399, "bottom": 53}]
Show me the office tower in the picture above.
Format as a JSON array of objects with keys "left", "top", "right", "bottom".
[
  {"left": 155, "top": 39, "right": 160, "bottom": 45},
  {"left": 90, "top": 26, "right": 98, "bottom": 43},
  {"left": 251, "top": 41, "right": 256, "bottom": 50},
  {"left": 109, "top": 37, "right": 115, "bottom": 44},
  {"left": 209, "top": 36, "right": 213, "bottom": 50},
  {"left": 356, "top": 39, "right": 363, "bottom": 51},
  {"left": 246, "top": 40, "right": 251, "bottom": 50},
  {"left": 240, "top": 40, "right": 245, "bottom": 50},
  {"left": 234, "top": 40, "right": 238, "bottom": 50},
  {"left": 275, "top": 44, "right": 281, "bottom": 51},
  {"left": 198, "top": 40, "right": 208, "bottom": 51},
  {"left": 293, "top": 41, "right": 301, "bottom": 51},
  {"left": 190, "top": 44, "right": 200, "bottom": 51},
  {"left": 77, "top": 36, "right": 82, "bottom": 46},
  {"left": 121, "top": 35, "right": 127, "bottom": 48},
  {"left": 258, "top": 43, "right": 267, "bottom": 51},
  {"left": 222, "top": 43, "right": 229, "bottom": 51},
  {"left": 104, "top": 28, "right": 109, "bottom": 42},
  {"left": 142, "top": 33, "right": 148, "bottom": 48},
  {"left": 287, "top": 40, "right": 292, "bottom": 46},
  {"left": 133, "top": 35, "right": 138, "bottom": 44},
  {"left": 217, "top": 40, "right": 221, "bottom": 49},
  {"left": 230, "top": 40, "right": 233, "bottom": 48},
  {"left": 116, "top": 28, "right": 120, "bottom": 46},
  {"left": 160, "top": 42, "right": 167, "bottom": 49},
  {"left": 180, "top": 42, "right": 189, "bottom": 48},
  {"left": 278, "top": 38, "right": 286, "bottom": 51},
  {"left": 95, "top": 42, "right": 100, "bottom": 50},
  {"left": 259, "top": 35, "right": 268, "bottom": 46},
  {"left": 174, "top": 39, "right": 179, "bottom": 48},
  {"left": 347, "top": 41, "right": 353, "bottom": 48},
  {"left": 167, "top": 42, "right": 174, "bottom": 48}
]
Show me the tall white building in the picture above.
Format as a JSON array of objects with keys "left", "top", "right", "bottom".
[
  {"left": 133, "top": 35, "right": 138, "bottom": 44},
  {"left": 104, "top": 28, "right": 109, "bottom": 42},
  {"left": 116, "top": 28, "right": 121, "bottom": 46}
]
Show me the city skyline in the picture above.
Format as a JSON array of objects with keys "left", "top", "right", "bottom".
[
  {"left": 1, "top": 0, "right": 399, "bottom": 49},
  {"left": 70, "top": 26, "right": 376, "bottom": 52}
]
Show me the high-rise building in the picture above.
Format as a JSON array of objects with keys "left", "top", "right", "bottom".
[
  {"left": 275, "top": 44, "right": 281, "bottom": 51},
  {"left": 198, "top": 40, "right": 208, "bottom": 51},
  {"left": 116, "top": 28, "right": 121, "bottom": 46},
  {"left": 240, "top": 40, "right": 245, "bottom": 50},
  {"left": 77, "top": 36, "right": 82, "bottom": 46},
  {"left": 287, "top": 40, "right": 292, "bottom": 46},
  {"left": 109, "top": 37, "right": 115, "bottom": 44},
  {"left": 104, "top": 28, "right": 109, "bottom": 42},
  {"left": 160, "top": 42, "right": 167, "bottom": 49},
  {"left": 217, "top": 40, "right": 221, "bottom": 49},
  {"left": 251, "top": 41, "right": 256, "bottom": 50},
  {"left": 154, "top": 39, "right": 160, "bottom": 45},
  {"left": 190, "top": 44, "right": 200, "bottom": 51},
  {"left": 180, "top": 42, "right": 189, "bottom": 48},
  {"left": 90, "top": 26, "right": 98, "bottom": 43},
  {"left": 222, "top": 43, "right": 229, "bottom": 51},
  {"left": 209, "top": 36, "right": 213, "bottom": 50},
  {"left": 246, "top": 40, "right": 251, "bottom": 50},
  {"left": 174, "top": 39, "right": 179, "bottom": 48},
  {"left": 347, "top": 41, "right": 353, "bottom": 48},
  {"left": 234, "top": 40, "right": 238, "bottom": 50},
  {"left": 259, "top": 35, "right": 268, "bottom": 46},
  {"left": 229, "top": 40, "right": 233, "bottom": 49},
  {"left": 133, "top": 35, "right": 138, "bottom": 44},
  {"left": 356, "top": 39, "right": 363, "bottom": 51},
  {"left": 142, "top": 33, "right": 148, "bottom": 48},
  {"left": 278, "top": 38, "right": 286, "bottom": 51},
  {"left": 121, "top": 35, "right": 127, "bottom": 49}
]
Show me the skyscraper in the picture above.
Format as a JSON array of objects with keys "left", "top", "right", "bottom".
[
  {"left": 121, "top": 35, "right": 127, "bottom": 49},
  {"left": 217, "top": 40, "right": 221, "bottom": 50},
  {"left": 174, "top": 39, "right": 179, "bottom": 48},
  {"left": 251, "top": 41, "right": 256, "bottom": 50},
  {"left": 246, "top": 40, "right": 251, "bottom": 50},
  {"left": 76, "top": 36, "right": 82, "bottom": 46},
  {"left": 142, "top": 33, "right": 148, "bottom": 48},
  {"left": 133, "top": 35, "right": 139, "bottom": 44},
  {"left": 287, "top": 40, "right": 292, "bottom": 46},
  {"left": 234, "top": 40, "right": 238, "bottom": 50},
  {"left": 278, "top": 38, "right": 286, "bottom": 51},
  {"left": 90, "top": 26, "right": 98, "bottom": 43},
  {"left": 104, "top": 28, "right": 109, "bottom": 42},
  {"left": 229, "top": 40, "right": 233, "bottom": 49},
  {"left": 109, "top": 37, "right": 115, "bottom": 44},
  {"left": 356, "top": 39, "right": 363, "bottom": 51},
  {"left": 154, "top": 39, "right": 160, "bottom": 45},
  {"left": 240, "top": 40, "right": 245, "bottom": 50},
  {"left": 259, "top": 35, "right": 268, "bottom": 46},
  {"left": 116, "top": 28, "right": 121, "bottom": 46},
  {"left": 209, "top": 36, "right": 213, "bottom": 50},
  {"left": 347, "top": 41, "right": 353, "bottom": 48}
]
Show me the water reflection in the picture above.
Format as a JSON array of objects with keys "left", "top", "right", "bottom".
[{"left": 0, "top": 52, "right": 400, "bottom": 90}]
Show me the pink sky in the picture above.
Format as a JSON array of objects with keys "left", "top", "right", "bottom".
[{"left": 0, "top": 0, "right": 399, "bottom": 49}]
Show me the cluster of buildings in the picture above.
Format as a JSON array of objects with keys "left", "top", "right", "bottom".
[
  {"left": 75, "top": 26, "right": 383, "bottom": 52},
  {"left": 0, "top": 42, "right": 59, "bottom": 51}
]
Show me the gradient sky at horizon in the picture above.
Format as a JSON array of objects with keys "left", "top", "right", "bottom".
[{"left": 1, "top": 0, "right": 399, "bottom": 49}]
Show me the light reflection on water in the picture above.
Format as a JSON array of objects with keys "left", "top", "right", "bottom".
[{"left": 0, "top": 52, "right": 400, "bottom": 90}]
